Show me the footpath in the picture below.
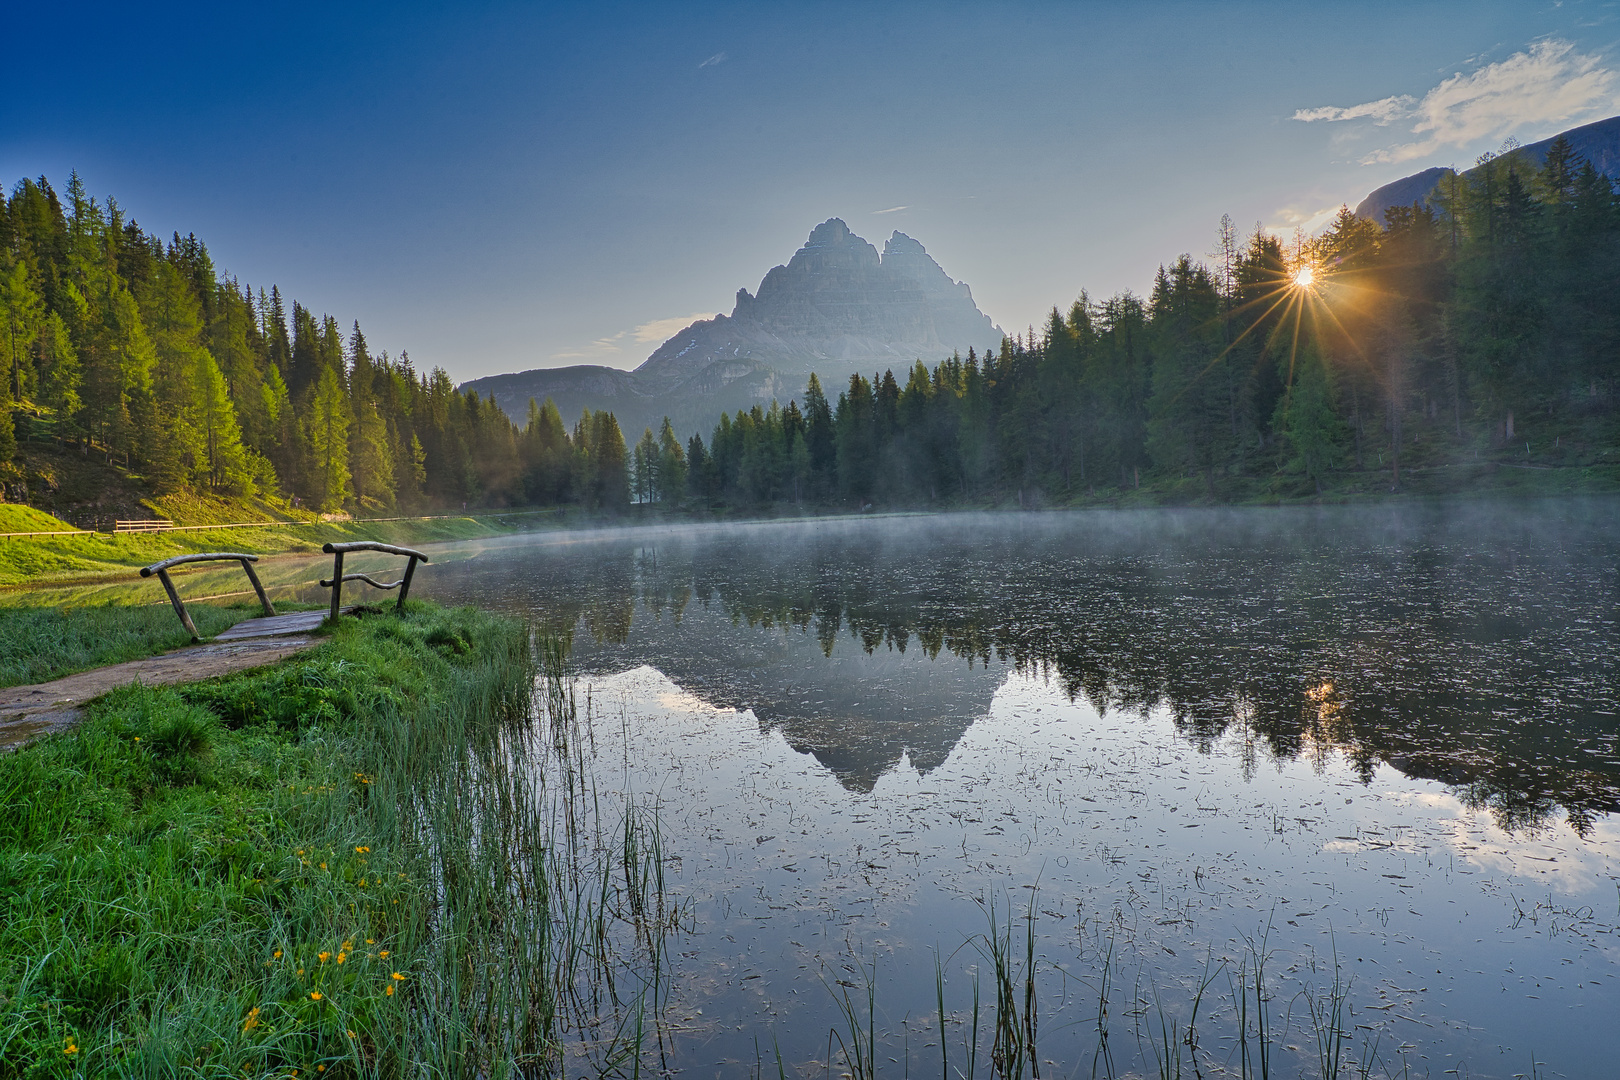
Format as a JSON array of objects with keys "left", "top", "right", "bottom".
[{"left": 0, "top": 610, "right": 333, "bottom": 750}]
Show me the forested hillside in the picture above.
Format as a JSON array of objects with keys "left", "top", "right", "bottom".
[
  {"left": 0, "top": 173, "right": 629, "bottom": 518},
  {"left": 669, "top": 136, "right": 1620, "bottom": 508},
  {"left": 5, "top": 137, "right": 1616, "bottom": 522}
]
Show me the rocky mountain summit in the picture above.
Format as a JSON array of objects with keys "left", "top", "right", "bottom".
[
  {"left": 461, "top": 219, "right": 1003, "bottom": 438},
  {"left": 637, "top": 219, "right": 1001, "bottom": 390}
]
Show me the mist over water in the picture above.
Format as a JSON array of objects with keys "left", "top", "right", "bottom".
[{"left": 421, "top": 503, "right": 1620, "bottom": 1077}]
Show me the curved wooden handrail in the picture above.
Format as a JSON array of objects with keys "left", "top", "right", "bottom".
[
  {"left": 321, "top": 541, "right": 429, "bottom": 561},
  {"left": 139, "top": 552, "right": 261, "bottom": 577},
  {"left": 320, "top": 542, "right": 429, "bottom": 618},
  {"left": 319, "top": 572, "right": 407, "bottom": 590},
  {"left": 137, "top": 552, "right": 275, "bottom": 640}
]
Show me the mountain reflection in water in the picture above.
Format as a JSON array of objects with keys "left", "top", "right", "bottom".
[{"left": 421, "top": 501, "right": 1620, "bottom": 835}]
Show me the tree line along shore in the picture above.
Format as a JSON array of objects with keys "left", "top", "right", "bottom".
[{"left": 3, "top": 138, "right": 1617, "bottom": 526}]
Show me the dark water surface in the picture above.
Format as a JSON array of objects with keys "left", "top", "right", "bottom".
[{"left": 422, "top": 504, "right": 1620, "bottom": 1078}]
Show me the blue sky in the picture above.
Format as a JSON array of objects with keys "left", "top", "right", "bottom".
[{"left": 4, "top": 2, "right": 1618, "bottom": 382}]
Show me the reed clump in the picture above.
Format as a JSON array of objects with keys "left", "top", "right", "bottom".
[{"left": 0, "top": 600, "right": 670, "bottom": 1079}]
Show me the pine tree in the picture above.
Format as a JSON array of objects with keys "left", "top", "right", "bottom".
[
  {"left": 1274, "top": 343, "right": 1344, "bottom": 494},
  {"left": 309, "top": 366, "right": 351, "bottom": 511},
  {"left": 0, "top": 258, "right": 43, "bottom": 402},
  {"left": 633, "top": 426, "right": 658, "bottom": 503},
  {"left": 802, "top": 373, "right": 836, "bottom": 496},
  {"left": 656, "top": 417, "right": 686, "bottom": 505}
]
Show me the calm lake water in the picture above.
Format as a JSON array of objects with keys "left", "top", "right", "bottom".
[{"left": 417, "top": 504, "right": 1619, "bottom": 1079}]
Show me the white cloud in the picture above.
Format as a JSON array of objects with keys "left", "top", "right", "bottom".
[
  {"left": 548, "top": 311, "right": 718, "bottom": 363},
  {"left": 1294, "top": 40, "right": 1620, "bottom": 165},
  {"left": 698, "top": 52, "right": 727, "bottom": 68},
  {"left": 872, "top": 205, "right": 909, "bottom": 215},
  {"left": 631, "top": 311, "right": 718, "bottom": 344},
  {"left": 1265, "top": 201, "right": 1346, "bottom": 237},
  {"left": 1292, "top": 94, "right": 1415, "bottom": 125}
]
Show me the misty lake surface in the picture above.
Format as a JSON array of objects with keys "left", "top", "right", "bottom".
[{"left": 417, "top": 504, "right": 1619, "bottom": 1079}]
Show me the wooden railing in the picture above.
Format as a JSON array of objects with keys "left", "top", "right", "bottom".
[
  {"left": 139, "top": 553, "right": 276, "bottom": 640},
  {"left": 116, "top": 518, "right": 176, "bottom": 532},
  {"left": 320, "top": 542, "right": 429, "bottom": 619}
]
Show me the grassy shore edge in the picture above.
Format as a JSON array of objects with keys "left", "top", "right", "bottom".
[{"left": 0, "top": 601, "right": 555, "bottom": 1077}]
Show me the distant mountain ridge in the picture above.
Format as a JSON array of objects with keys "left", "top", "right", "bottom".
[
  {"left": 1354, "top": 114, "right": 1620, "bottom": 225},
  {"left": 462, "top": 219, "right": 1003, "bottom": 439}
]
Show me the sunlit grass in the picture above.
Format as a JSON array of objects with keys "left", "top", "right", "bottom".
[
  {"left": 0, "top": 602, "right": 253, "bottom": 688},
  {"left": 0, "top": 600, "right": 679, "bottom": 1078}
]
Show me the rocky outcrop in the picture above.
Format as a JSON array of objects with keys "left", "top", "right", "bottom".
[
  {"left": 462, "top": 219, "right": 1003, "bottom": 439},
  {"left": 635, "top": 219, "right": 1001, "bottom": 391}
]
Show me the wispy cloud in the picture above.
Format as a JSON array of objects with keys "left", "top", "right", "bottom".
[
  {"left": 698, "top": 52, "right": 727, "bottom": 68},
  {"left": 872, "top": 205, "right": 909, "bottom": 215},
  {"left": 1264, "top": 201, "right": 1345, "bottom": 238},
  {"left": 1293, "top": 95, "right": 1414, "bottom": 125},
  {"left": 549, "top": 329, "right": 626, "bottom": 361},
  {"left": 1294, "top": 40, "right": 1620, "bottom": 164},
  {"left": 631, "top": 311, "right": 718, "bottom": 344},
  {"left": 549, "top": 311, "right": 718, "bottom": 362}
]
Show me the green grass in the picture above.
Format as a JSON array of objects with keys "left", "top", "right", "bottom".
[
  {"left": 0, "top": 506, "right": 79, "bottom": 534},
  {"left": 0, "top": 602, "right": 541, "bottom": 1078},
  {"left": 0, "top": 513, "right": 542, "bottom": 589},
  {"left": 0, "top": 603, "right": 254, "bottom": 688}
]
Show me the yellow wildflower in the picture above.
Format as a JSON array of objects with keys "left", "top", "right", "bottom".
[
  {"left": 243, "top": 1006, "right": 261, "bottom": 1032},
  {"left": 65, "top": 1042, "right": 79, "bottom": 1056},
  {"left": 379, "top": 951, "right": 390, "bottom": 959},
  {"left": 365, "top": 939, "right": 374, "bottom": 945},
  {"left": 273, "top": 949, "right": 282, "bottom": 959},
  {"left": 391, "top": 972, "right": 405, "bottom": 981},
  {"left": 317, "top": 951, "right": 330, "bottom": 963},
  {"left": 385, "top": 985, "right": 394, "bottom": 997},
  {"left": 354, "top": 846, "right": 370, "bottom": 853},
  {"left": 309, "top": 991, "right": 322, "bottom": 1001},
  {"left": 347, "top": 1030, "right": 357, "bottom": 1039},
  {"left": 336, "top": 953, "right": 347, "bottom": 965}
]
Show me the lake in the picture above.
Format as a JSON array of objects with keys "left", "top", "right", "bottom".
[{"left": 424, "top": 503, "right": 1619, "bottom": 1077}]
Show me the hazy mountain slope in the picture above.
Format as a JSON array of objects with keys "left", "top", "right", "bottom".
[
  {"left": 461, "top": 219, "right": 1003, "bottom": 439},
  {"left": 1354, "top": 114, "right": 1620, "bottom": 225}
]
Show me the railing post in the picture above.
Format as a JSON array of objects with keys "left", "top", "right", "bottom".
[
  {"left": 155, "top": 569, "right": 200, "bottom": 641},
  {"left": 328, "top": 549, "right": 344, "bottom": 621},
  {"left": 396, "top": 555, "right": 419, "bottom": 612},
  {"left": 239, "top": 558, "right": 277, "bottom": 616}
]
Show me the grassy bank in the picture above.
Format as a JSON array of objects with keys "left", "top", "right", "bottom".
[
  {"left": 0, "top": 512, "right": 558, "bottom": 589},
  {"left": 0, "top": 602, "right": 600, "bottom": 1078},
  {"left": 0, "top": 602, "right": 260, "bottom": 688}
]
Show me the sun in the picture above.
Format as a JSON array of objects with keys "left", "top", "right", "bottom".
[{"left": 1290, "top": 265, "right": 1316, "bottom": 290}]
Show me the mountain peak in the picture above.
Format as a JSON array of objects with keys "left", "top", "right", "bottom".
[
  {"left": 636, "top": 219, "right": 1002, "bottom": 390},
  {"left": 804, "top": 218, "right": 856, "bottom": 247},
  {"left": 462, "top": 219, "right": 1005, "bottom": 445},
  {"left": 882, "top": 231, "right": 927, "bottom": 256}
]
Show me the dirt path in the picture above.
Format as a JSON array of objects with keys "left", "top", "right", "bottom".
[{"left": 0, "top": 611, "right": 330, "bottom": 750}]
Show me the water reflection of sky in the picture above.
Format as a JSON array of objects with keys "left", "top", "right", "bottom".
[
  {"left": 411, "top": 506, "right": 1619, "bottom": 1077},
  {"left": 573, "top": 663, "right": 1617, "bottom": 1077}
]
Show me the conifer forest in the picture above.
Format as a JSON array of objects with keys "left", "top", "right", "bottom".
[{"left": 2, "top": 135, "right": 1616, "bottom": 517}]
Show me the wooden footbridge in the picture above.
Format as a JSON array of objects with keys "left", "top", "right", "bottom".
[{"left": 0, "top": 541, "right": 431, "bottom": 750}]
